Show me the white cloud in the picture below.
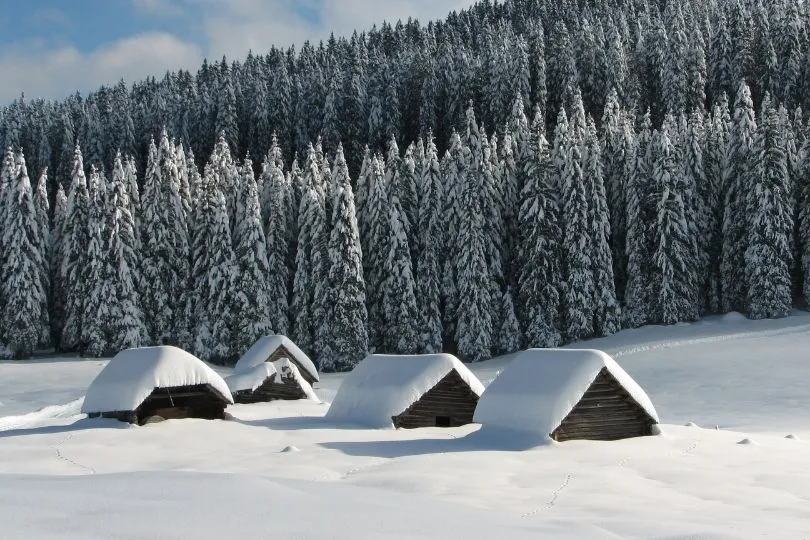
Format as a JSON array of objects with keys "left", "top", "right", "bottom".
[
  {"left": 0, "top": 32, "right": 202, "bottom": 102},
  {"left": 1, "top": 1, "right": 475, "bottom": 102},
  {"left": 192, "top": 0, "right": 477, "bottom": 59}
]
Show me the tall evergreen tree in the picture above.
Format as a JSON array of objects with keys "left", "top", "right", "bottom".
[
  {"left": 0, "top": 152, "right": 47, "bottom": 358},
  {"left": 722, "top": 81, "right": 757, "bottom": 313},
  {"left": 60, "top": 145, "right": 91, "bottom": 350},
  {"left": 414, "top": 134, "right": 443, "bottom": 354},
  {"left": 190, "top": 163, "right": 235, "bottom": 363},
  {"left": 260, "top": 139, "right": 292, "bottom": 336},
  {"left": 322, "top": 145, "right": 368, "bottom": 372},
  {"left": 232, "top": 158, "right": 273, "bottom": 355},
  {"left": 746, "top": 98, "right": 793, "bottom": 319}
]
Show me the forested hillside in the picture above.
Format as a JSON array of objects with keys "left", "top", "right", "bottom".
[{"left": 1, "top": 0, "right": 809, "bottom": 366}]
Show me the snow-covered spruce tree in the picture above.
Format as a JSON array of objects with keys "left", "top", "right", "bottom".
[
  {"left": 362, "top": 154, "right": 389, "bottom": 353},
  {"left": 455, "top": 111, "right": 493, "bottom": 363},
  {"left": 0, "top": 152, "right": 48, "bottom": 358},
  {"left": 704, "top": 98, "right": 731, "bottom": 313},
  {"left": 623, "top": 112, "right": 655, "bottom": 328},
  {"left": 105, "top": 154, "right": 147, "bottom": 353},
  {"left": 323, "top": 146, "right": 368, "bottom": 372},
  {"left": 211, "top": 134, "right": 240, "bottom": 231},
  {"left": 746, "top": 98, "right": 793, "bottom": 319},
  {"left": 440, "top": 131, "right": 465, "bottom": 350},
  {"left": 82, "top": 166, "right": 110, "bottom": 356},
  {"left": 260, "top": 139, "right": 292, "bottom": 336},
  {"left": 355, "top": 146, "right": 372, "bottom": 243},
  {"left": 683, "top": 109, "right": 713, "bottom": 315},
  {"left": 584, "top": 117, "right": 621, "bottom": 337},
  {"left": 399, "top": 142, "right": 419, "bottom": 265},
  {"left": 292, "top": 179, "right": 327, "bottom": 360},
  {"left": 497, "top": 288, "right": 522, "bottom": 355},
  {"left": 414, "top": 133, "right": 443, "bottom": 354},
  {"left": 190, "top": 163, "right": 236, "bottom": 363},
  {"left": 558, "top": 92, "right": 594, "bottom": 343},
  {"left": 304, "top": 145, "right": 331, "bottom": 363},
  {"left": 0, "top": 147, "right": 17, "bottom": 256},
  {"left": 601, "top": 89, "right": 631, "bottom": 300},
  {"left": 499, "top": 129, "right": 520, "bottom": 287},
  {"left": 124, "top": 155, "right": 141, "bottom": 244},
  {"left": 722, "top": 81, "right": 757, "bottom": 314},
  {"left": 50, "top": 182, "right": 68, "bottom": 348},
  {"left": 33, "top": 168, "right": 51, "bottom": 347},
  {"left": 232, "top": 158, "right": 273, "bottom": 356},
  {"left": 481, "top": 128, "right": 505, "bottom": 319},
  {"left": 60, "top": 145, "right": 91, "bottom": 351},
  {"left": 382, "top": 199, "right": 420, "bottom": 355},
  {"left": 650, "top": 125, "right": 699, "bottom": 325},
  {"left": 516, "top": 111, "right": 562, "bottom": 348}
]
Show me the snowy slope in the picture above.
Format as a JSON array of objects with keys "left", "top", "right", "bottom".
[{"left": 1, "top": 313, "right": 810, "bottom": 538}]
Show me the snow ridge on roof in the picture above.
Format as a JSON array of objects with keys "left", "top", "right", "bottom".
[
  {"left": 473, "top": 349, "right": 658, "bottom": 438},
  {"left": 234, "top": 335, "right": 319, "bottom": 382},
  {"left": 326, "top": 353, "right": 485, "bottom": 428},
  {"left": 226, "top": 362, "right": 278, "bottom": 393},
  {"left": 226, "top": 359, "right": 319, "bottom": 402},
  {"left": 81, "top": 346, "right": 234, "bottom": 414}
]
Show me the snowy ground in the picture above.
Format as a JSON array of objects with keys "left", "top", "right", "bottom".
[{"left": 2, "top": 313, "right": 810, "bottom": 538}]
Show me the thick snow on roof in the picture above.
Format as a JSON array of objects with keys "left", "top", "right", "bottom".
[
  {"left": 234, "top": 335, "right": 319, "bottom": 383},
  {"left": 81, "top": 346, "right": 233, "bottom": 414},
  {"left": 275, "top": 358, "right": 320, "bottom": 401},
  {"left": 326, "top": 353, "right": 485, "bottom": 428},
  {"left": 226, "top": 362, "right": 278, "bottom": 393},
  {"left": 226, "top": 359, "right": 319, "bottom": 401},
  {"left": 474, "top": 349, "right": 659, "bottom": 437}
]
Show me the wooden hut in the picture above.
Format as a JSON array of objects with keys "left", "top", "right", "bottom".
[
  {"left": 325, "top": 354, "right": 485, "bottom": 429},
  {"left": 473, "top": 349, "right": 659, "bottom": 442},
  {"left": 227, "top": 358, "right": 319, "bottom": 404},
  {"left": 81, "top": 346, "right": 233, "bottom": 425},
  {"left": 234, "top": 336, "right": 319, "bottom": 386}
]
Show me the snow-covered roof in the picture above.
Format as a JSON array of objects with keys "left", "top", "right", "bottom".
[
  {"left": 234, "top": 335, "right": 319, "bottom": 383},
  {"left": 226, "top": 359, "right": 319, "bottom": 402},
  {"left": 226, "top": 362, "right": 278, "bottom": 393},
  {"left": 325, "top": 353, "right": 485, "bottom": 428},
  {"left": 473, "top": 349, "right": 659, "bottom": 437},
  {"left": 81, "top": 346, "right": 233, "bottom": 414}
]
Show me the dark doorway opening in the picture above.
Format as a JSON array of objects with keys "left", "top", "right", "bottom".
[{"left": 435, "top": 416, "right": 451, "bottom": 427}]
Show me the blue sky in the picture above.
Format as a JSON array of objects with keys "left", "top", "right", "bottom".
[{"left": 0, "top": 0, "right": 474, "bottom": 103}]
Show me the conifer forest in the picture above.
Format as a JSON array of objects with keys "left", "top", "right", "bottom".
[{"left": 1, "top": 0, "right": 810, "bottom": 369}]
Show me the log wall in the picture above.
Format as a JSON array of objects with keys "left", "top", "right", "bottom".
[
  {"left": 393, "top": 370, "right": 480, "bottom": 429},
  {"left": 268, "top": 345, "right": 317, "bottom": 385},
  {"left": 232, "top": 372, "right": 309, "bottom": 404},
  {"left": 551, "top": 368, "right": 656, "bottom": 442}
]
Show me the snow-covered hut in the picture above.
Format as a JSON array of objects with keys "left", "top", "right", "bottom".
[
  {"left": 82, "top": 346, "right": 233, "bottom": 425},
  {"left": 326, "top": 354, "right": 485, "bottom": 428},
  {"left": 234, "top": 336, "right": 319, "bottom": 386},
  {"left": 227, "top": 358, "right": 319, "bottom": 403},
  {"left": 473, "top": 349, "right": 659, "bottom": 442}
]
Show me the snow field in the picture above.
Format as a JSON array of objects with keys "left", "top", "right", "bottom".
[{"left": 1, "top": 314, "right": 809, "bottom": 537}]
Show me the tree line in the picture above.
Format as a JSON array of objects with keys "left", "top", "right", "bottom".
[{"left": 2, "top": 0, "right": 810, "bottom": 364}]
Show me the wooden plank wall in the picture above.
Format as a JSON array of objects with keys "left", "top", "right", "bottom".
[
  {"left": 268, "top": 345, "right": 317, "bottom": 385},
  {"left": 232, "top": 373, "right": 309, "bottom": 404},
  {"left": 134, "top": 384, "right": 229, "bottom": 424},
  {"left": 394, "top": 370, "right": 480, "bottom": 429},
  {"left": 551, "top": 368, "right": 656, "bottom": 442}
]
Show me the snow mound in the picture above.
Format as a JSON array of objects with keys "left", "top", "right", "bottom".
[
  {"left": 474, "top": 349, "right": 659, "bottom": 438},
  {"left": 721, "top": 312, "right": 747, "bottom": 322},
  {"left": 280, "top": 445, "right": 300, "bottom": 453},
  {"left": 737, "top": 438, "right": 757, "bottom": 445},
  {"left": 326, "top": 353, "right": 485, "bottom": 428},
  {"left": 81, "top": 346, "right": 233, "bottom": 414},
  {"left": 685, "top": 422, "right": 699, "bottom": 427},
  {"left": 226, "top": 363, "right": 278, "bottom": 393},
  {"left": 234, "top": 335, "right": 319, "bottom": 383},
  {"left": 785, "top": 434, "right": 800, "bottom": 440}
]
